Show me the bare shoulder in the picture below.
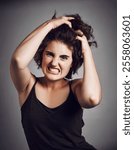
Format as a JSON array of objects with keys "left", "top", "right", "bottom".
[
  {"left": 19, "top": 74, "right": 36, "bottom": 107},
  {"left": 70, "top": 78, "right": 83, "bottom": 102},
  {"left": 70, "top": 78, "right": 88, "bottom": 108},
  {"left": 70, "top": 78, "right": 94, "bottom": 108}
]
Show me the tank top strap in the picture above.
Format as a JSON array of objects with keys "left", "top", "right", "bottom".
[
  {"left": 20, "top": 75, "right": 38, "bottom": 111},
  {"left": 69, "top": 79, "right": 77, "bottom": 92},
  {"left": 68, "top": 80, "right": 73, "bottom": 93},
  {"left": 68, "top": 80, "right": 83, "bottom": 109},
  {"left": 30, "top": 75, "right": 39, "bottom": 96},
  {"left": 68, "top": 80, "right": 77, "bottom": 100},
  {"left": 33, "top": 75, "right": 38, "bottom": 86}
]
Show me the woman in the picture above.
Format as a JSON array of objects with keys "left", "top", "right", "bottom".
[{"left": 10, "top": 13, "right": 102, "bottom": 150}]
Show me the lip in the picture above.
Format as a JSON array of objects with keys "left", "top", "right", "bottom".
[{"left": 47, "top": 66, "right": 60, "bottom": 75}]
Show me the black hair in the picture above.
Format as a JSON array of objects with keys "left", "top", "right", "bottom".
[{"left": 34, "top": 13, "right": 97, "bottom": 79}]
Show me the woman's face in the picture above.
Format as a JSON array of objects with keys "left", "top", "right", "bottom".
[{"left": 42, "top": 40, "right": 73, "bottom": 81}]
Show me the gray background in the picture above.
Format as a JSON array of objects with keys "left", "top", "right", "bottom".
[{"left": 0, "top": 0, "right": 117, "bottom": 150}]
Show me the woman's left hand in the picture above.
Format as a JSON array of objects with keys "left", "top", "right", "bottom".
[
  {"left": 74, "top": 30, "right": 101, "bottom": 108},
  {"left": 76, "top": 30, "right": 91, "bottom": 55}
]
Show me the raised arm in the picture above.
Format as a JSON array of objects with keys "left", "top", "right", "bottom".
[
  {"left": 72, "top": 31, "right": 102, "bottom": 108},
  {"left": 10, "top": 16, "right": 73, "bottom": 94}
]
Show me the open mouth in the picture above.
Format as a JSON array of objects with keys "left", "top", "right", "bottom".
[{"left": 47, "top": 66, "right": 60, "bottom": 75}]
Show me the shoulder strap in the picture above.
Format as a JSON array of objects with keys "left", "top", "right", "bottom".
[
  {"left": 21, "top": 74, "right": 38, "bottom": 111},
  {"left": 29, "top": 74, "right": 38, "bottom": 94},
  {"left": 68, "top": 80, "right": 74, "bottom": 94}
]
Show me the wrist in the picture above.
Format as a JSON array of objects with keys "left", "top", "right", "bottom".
[
  {"left": 41, "top": 21, "right": 54, "bottom": 35},
  {"left": 82, "top": 47, "right": 92, "bottom": 56}
]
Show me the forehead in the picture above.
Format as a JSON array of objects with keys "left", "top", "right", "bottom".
[{"left": 44, "top": 40, "right": 73, "bottom": 55}]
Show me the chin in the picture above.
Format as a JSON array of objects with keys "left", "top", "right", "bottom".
[{"left": 45, "top": 74, "right": 63, "bottom": 81}]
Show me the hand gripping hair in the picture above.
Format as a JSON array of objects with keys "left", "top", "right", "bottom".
[{"left": 34, "top": 13, "right": 97, "bottom": 79}]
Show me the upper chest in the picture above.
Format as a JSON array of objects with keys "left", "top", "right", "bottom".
[{"left": 35, "top": 82, "right": 70, "bottom": 109}]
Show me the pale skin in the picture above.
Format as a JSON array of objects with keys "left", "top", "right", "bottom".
[{"left": 10, "top": 16, "right": 102, "bottom": 109}]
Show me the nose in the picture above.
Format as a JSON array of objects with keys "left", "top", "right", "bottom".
[{"left": 51, "top": 58, "right": 59, "bottom": 67}]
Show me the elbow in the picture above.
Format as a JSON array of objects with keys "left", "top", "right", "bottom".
[
  {"left": 10, "top": 55, "right": 25, "bottom": 69},
  {"left": 90, "top": 95, "right": 101, "bottom": 106},
  {"left": 87, "top": 92, "right": 102, "bottom": 108},
  {"left": 82, "top": 95, "right": 102, "bottom": 109},
  {"left": 90, "top": 87, "right": 102, "bottom": 107}
]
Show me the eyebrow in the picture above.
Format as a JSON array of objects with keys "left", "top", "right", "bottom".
[
  {"left": 45, "top": 50, "right": 54, "bottom": 54},
  {"left": 60, "top": 55, "right": 69, "bottom": 58},
  {"left": 45, "top": 50, "right": 70, "bottom": 58}
]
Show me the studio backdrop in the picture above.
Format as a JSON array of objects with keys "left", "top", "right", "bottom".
[{"left": 0, "top": 0, "right": 117, "bottom": 150}]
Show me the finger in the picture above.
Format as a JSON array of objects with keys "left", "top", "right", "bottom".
[
  {"left": 67, "top": 17, "right": 75, "bottom": 20},
  {"left": 61, "top": 16, "right": 74, "bottom": 21},
  {"left": 64, "top": 20, "right": 72, "bottom": 28},
  {"left": 76, "top": 34, "right": 87, "bottom": 42},
  {"left": 76, "top": 35, "right": 82, "bottom": 41},
  {"left": 75, "top": 30, "right": 84, "bottom": 37}
]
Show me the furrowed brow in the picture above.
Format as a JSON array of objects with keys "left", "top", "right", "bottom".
[
  {"left": 45, "top": 50, "right": 54, "bottom": 55},
  {"left": 60, "top": 55, "right": 70, "bottom": 58}
]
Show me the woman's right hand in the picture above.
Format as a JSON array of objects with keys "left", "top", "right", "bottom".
[
  {"left": 45, "top": 16, "right": 74, "bottom": 30},
  {"left": 10, "top": 15, "right": 74, "bottom": 95}
]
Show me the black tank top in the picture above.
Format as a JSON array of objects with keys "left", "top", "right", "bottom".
[{"left": 21, "top": 77, "right": 96, "bottom": 150}]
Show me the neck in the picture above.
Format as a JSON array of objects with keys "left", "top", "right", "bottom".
[{"left": 43, "top": 77, "right": 68, "bottom": 90}]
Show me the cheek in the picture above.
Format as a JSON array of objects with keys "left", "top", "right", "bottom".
[
  {"left": 63, "top": 61, "right": 72, "bottom": 71},
  {"left": 42, "top": 56, "right": 51, "bottom": 66}
]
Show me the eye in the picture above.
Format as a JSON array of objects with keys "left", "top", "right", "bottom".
[
  {"left": 45, "top": 51, "right": 54, "bottom": 57},
  {"left": 60, "top": 55, "right": 69, "bottom": 60}
]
